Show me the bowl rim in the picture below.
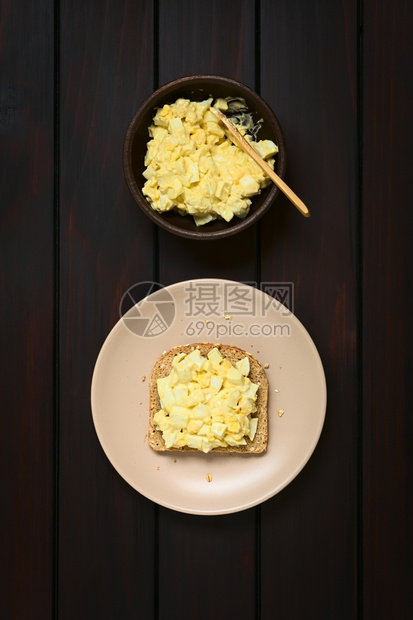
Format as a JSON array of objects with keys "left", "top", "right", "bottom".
[{"left": 123, "top": 74, "right": 287, "bottom": 240}]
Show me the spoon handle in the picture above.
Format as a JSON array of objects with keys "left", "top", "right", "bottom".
[{"left": 211, "top": 108, "right": 310, "bottom": 218}]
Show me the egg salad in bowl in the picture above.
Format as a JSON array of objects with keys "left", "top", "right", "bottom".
[
  {"left": 123, "top": 74, "right": 287, "bottom": 239},
  {"left": 142, "top": 97, "right": 278, "bottom": 227}
]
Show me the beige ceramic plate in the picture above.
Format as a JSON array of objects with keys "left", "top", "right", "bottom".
[{"left": 91, "top": 279, "right": 326, "bottom": 515}]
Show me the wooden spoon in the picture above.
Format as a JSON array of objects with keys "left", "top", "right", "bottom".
[{"left": 211, "top": 107, "right": 310, "bottom": 218}]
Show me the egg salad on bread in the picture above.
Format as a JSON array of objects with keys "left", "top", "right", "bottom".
[
  {"left": 148, "top": 343, "right": 268, "bottom": 454},
  {"left": 142, "top": 98, "right": 278, "bottom": 226}
]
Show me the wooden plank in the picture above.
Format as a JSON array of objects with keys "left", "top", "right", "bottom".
[
  {"left": 0, "top": 1, "right": 54, "bottom": 617},
  {"left": 156, "top": 1, "right": 259, "bottom": 618},
  {"left": 259, "top": 1, "right": 359, "bottom": 618},
  {"left": 158, "top": 0, "right": 256, "bottom": 87},
  {"left": 58, "top": 1, "right": 157, "bottom": 617},
  {"left": 158, "top": 229, "right": 260, "bottom": 286},
  {"left": 158, "top": 508, "right": 257, "bottom": 619},
  {"left": 157, "top": 0, "right": 259, "bottom": 285},
  {"left": 362, "top": 1, "right": 413, "bottom": 617}
]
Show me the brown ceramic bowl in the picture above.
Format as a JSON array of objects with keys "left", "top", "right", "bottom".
[{"left": 123, "top": 75, "right": 287, "bottom": 240}]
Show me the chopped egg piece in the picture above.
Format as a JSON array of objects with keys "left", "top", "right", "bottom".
[
  {"left": 142, "top": 98, "right": 278, "bottom": 225},
  {"left": 153, "top": 348, "right": 260, "bottom": 453}
]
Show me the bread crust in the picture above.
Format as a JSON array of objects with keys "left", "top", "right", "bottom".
[{"left": 148, "top": 343, "right": 268, "bottom": 453}]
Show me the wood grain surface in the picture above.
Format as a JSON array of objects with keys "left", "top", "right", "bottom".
[
  {"left": 1, "top": 1, "right": 412, "bottom": 619},
  {"left": 259, "top": 3, "right": 359, "bottom": 617},
  {"left": 1, "top": 1, "right": 54, "bottom": 618},
  {"left": 362, "top": 1, "right": 413, "bottom": 617}
]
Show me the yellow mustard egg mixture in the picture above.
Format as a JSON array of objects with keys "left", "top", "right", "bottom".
[
  {"left": 153, "top": 347, "right": 260, "bottom": 453},
  {"left": 142, "top": 98, "right": 278, "bottom": 226}
]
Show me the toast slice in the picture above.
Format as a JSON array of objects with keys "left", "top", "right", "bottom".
[{"left": 148, "top": 343, "right": 268, "bottom": 453}]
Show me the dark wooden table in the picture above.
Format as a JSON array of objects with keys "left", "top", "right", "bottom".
[{"left": 2, "top": 1, "right": 412, "bottom": 618}]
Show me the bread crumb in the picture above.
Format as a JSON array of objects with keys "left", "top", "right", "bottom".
[
  {"left": 224, "top": 314, "right": 232, "bottom": 320},
  {"left": 274, "top": 389, "right": 279, "bottom": 393},
  {"left": 142, "top": 375, "right": 146, "bottom": 382},
  {"left": 264, "top": 363, "right": 270, "bottom": 369},
  {"left": 173, "top": 459, "right": 177, "bottom": 463},
  {"left": 278, "top": 409, "right": 284, "bottom": 417},
  {"left": 206, "top": 473, "right": 213, "bottom": 482},
  {"left": 156, "top": 465, "right": 160, "bottom": 470}
]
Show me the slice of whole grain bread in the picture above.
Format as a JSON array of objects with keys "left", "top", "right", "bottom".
[{"left": 148, "top": 343, "right": 268, "bottom": 453}]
